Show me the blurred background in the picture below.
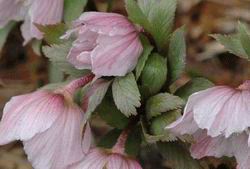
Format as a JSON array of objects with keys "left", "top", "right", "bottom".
[{"left": 0, "top": 0, "right": 250, "bottom": 168}]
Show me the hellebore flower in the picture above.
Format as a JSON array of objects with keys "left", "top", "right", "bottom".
[
  {"left": 0, "top": 0, "right": 64, "bottom": 44},
  {"left": 62, "top": 12, "right": 143, "bottom": 77},
  {"left": 166, "top": 80, "right": 250, "bottom": 168},
  {"left": 0, "top": 74, "right": 94, "bottom": 169},
  {"left": 69, "top": 130, "right": 143, "bottom": 169}
]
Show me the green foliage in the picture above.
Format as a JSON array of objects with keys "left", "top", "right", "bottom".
[
  {"left": 168, "top": 26, "right": 186, "bottom": 83},
  {"left": 125, "top": 127, "right": 141, "bottom": 156},
  {"left": 0, "top": 21, "right": 16, "bottom": 49},
  {"left": 95, "top": 91, "right": 129, "bottom": 129},
  {"left": 36, "top": 23, "right": 68, "bottom": 45},
  {"left": 150, "top": 109, "right": 181, "bottom": 137},
  {"left": 98, "top": 129, "right": 121, "bottom": 148},
  {"left": 125, "top": 0, "right": 176, "bottom": 51},
  {"left": 175, "top": 77, "right": 214, "bottom": 101},
  {"left": 158, "top": 142, "right": 203, "bottom": 169},
  {"left": 146, "top": 93, "right": 184, "bottom": 120},
  {"left": 238, "top": 23, "right": 250, "bottom": 58},
  {"left": 112, "top": 73, "right": 141, "bottom": 117},
  {"left": 64, "top": 0, "right": 88, "bottom": 22},
  {"left": 135, "top": 34, "right": 154, "bottom": 80},
  {"left": 141, "top": 53, "right": 167, "bottom": 97}
]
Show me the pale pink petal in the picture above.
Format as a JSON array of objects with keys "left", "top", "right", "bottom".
[
  {"left": 69, "top": 149, "right": 107, "bottom": 169},
  {"left": 166, "top": 111, "right": 200, "bottom": 136},
  {"left": 0, "top": 0, "right": 27, "bottom": 27},
  {"left": 91, "top": 33, "right": 143, "bottom": 76},
  {"left": 77, "top": 12, "right": 137, "bottom": 36},
  {"left": 0, "top": 90, "right": 64, "bottom": 144},
  {"left": 23, "top": 104, "right": 85, "bottom": 169},
  {"left": 126, "top": 158, "right": 143, "bottom": 169},
  {"left": 82, "top": 123, "right": 93, "bottom": 154},
  {"left": 107, "top": 154, "right": 126, "bottom": 169},
  {"left": 20, "top": 15, "right": 33, "bottom": 45},
  {"left": 186, "top": 86, "right": 250, "bottom": 137},
  {"left": 29, "top": 0, "right": 64, "bottom": 39}
]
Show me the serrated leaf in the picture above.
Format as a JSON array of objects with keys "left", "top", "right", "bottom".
[
  {"left": 158, "top": 142, "right": 203, "bottom": 169},
  {"left": 175, "top": 77, "right": 214, "bottom": 101},
  {"left": 112, "top": 73, "right": 141, "bottom": 117},
  {"left": 146, "top": 93, "right": 184, "bottom": 120},
  {"left": 150, "top": 109, "right": 181, "bottom": 142},
  {"left": 80, "top": 78, "right": 112, "bottom": 119},
  {"left": 135, "top": 34, "right": 154, "bottom": 80},
  {"left": 36, "top": 23, "right": 68, "bottom": 45},
  {"left": 238, "top": 23, "right": 250, "bottom": 58},
  {"left": 125, "top": 0, "right": 176, "bottom": 51},
  {"left": 96, "top": 91, "right": 129, "bottom": 129},
  {"left": 42, "top": 40, "right": 88, "bottom": 76},
  {"left": 64, "top": 0, "right": 88, "bottom": 22},
  {"left": 98, "top": 129, "right": 121, "bottom": 149},
  {"left": 0, "top": 21, "right": 16, "bottom": 49},
  {"left": 141, "top": 53, "right": 167, "bottom": 97},
  {"left": 168, "top": 26, "right": 186, "bottom": 83}
]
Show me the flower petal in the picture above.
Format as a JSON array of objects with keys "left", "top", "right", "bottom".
[
  {"left": 0, "top": 0, "right": 27, "bottom": 27},
  {"left": 0, "top": 90, "right": 64, "bottom": 144},
  {"left": 77, "top": 12, "right": 137, "bottom": 36},
  {"left": 188, "top": 86, "right": 250, "bottom": 137},
  {"left": 91, "top": 33, "right": 143, "bottom": 76},
  {"left": 23, "top": 104, "right": 85, "bottom": 169}
]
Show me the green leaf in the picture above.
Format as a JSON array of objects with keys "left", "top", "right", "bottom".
[
  {"left": 146, "top": 93, "right": 184, "bottom": 120},
  {"left": 112, "top": 73, "right": 141, "bottom": 117},
  {"left": 238, "top": 23, "right": 250, "bottom": 58},
  {"left": 42, "top": 40, "right": 88, "bottom": 76},
  {"left": 150, "top": 109, "right": 181, "bottom": 142},
  {"left": 0, "top": 21, "right": 16, "bottom": 49},
  {"left": 141, "top": 53, "right": 167, "bottom": 97},
  {"left": 96, "top": 91, "right": 129, "bottom": 129},
  {"left": 125, "top": 0, "right": 176, "bottom": 51},
  {"left": 158, "top": 142, "right": 203, "bottom": 169},
  {"left": 36, "top": 23, "right": 68, "bottom": 45},
  {"left": 135, "top": 34, "right": 154, "bottom": 80},
  {"left": 98, "top": 129, "right": 121, "bottom": 149},
  {"left": 175, "top": 77, "right": 214, "bottom": 101},
  {"left": 168, "top": 26, "right": 186, "bottom": 83},
  {"left": 64, "top": 0, "right": 88, "bottom": 22},
  {"left": 79, "top": 78, "right": 112, "bottom": 119}
]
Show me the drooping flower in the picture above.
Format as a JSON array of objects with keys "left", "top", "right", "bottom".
[
  {"left": 62, "top": 12, "right": 143, "bottom": 77},
  {"left": 69, "top": 130, "right": 143, "bottom": 169},
  {"left": 0, "top": 0, "right": 64, "bottom": 44},
  {"left": 166, "top": 80, "right": 250, "bottom": 168},
  {"left": 0, "top": 74, "right": 94, "bottom": 169}
]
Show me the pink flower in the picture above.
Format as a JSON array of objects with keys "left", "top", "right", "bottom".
[
  {"left": 0, "top": 74, "right": 94, "bottom": 169},
  {"left": 69, "top": 130, "right": 143, "bottom": 169},
  {"left": 0, "top": 0, "right": 64, "bottom": 44},
  {"left": 62, "top": 12, "right": 143, "bottom": 77},
  {"left": 166, "top": 80, "right": 250, "bottom": 168}
]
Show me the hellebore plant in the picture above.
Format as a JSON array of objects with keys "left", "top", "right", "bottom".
[{"left": 1, "top": 0, "right": 250, "bottom": 169}]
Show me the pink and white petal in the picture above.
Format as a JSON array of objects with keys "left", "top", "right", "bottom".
[
  {"left": 30, "top": 0, "right": 63, "bottom": 25},
  {"left": 69, "top": 149, "right": 107, "bottom": 169},
  {"left": 82, "top": 123, "right": 93, "bottom": 154},
  {"left": 166, "top": 111, "right": 200, "bottom": 136},
  {"left": 29, "top": 0, "right": 63, "bottom": 39},
  {"left": 23, "top": 104, "right": 85, "bottom": 169},
  {"left": 78, "top": 12, "right": 137, "bottom": 36},
  {"left": 107, "top": 154, "right": 126, "bottom": 169},
  {"left": 68, "top": 47, "right": 92, "bottom": 69},
  {"left": 126, "top": 159, "right": 143, "bottom": 169},
  {"left": 189, "top": 86, "right": 250, "bottom": 137},
  {"left": 91, "top": 33, "right": 143, "bottom": 76},
  {"left": 0, "top": 0, "right": 27, "bottom": 27},
  {"left": 0, "top": 91, "right": 64, "bottom": 145},
  {"left": 20, "top": 16, "right": 33, "bottom": 45}
]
